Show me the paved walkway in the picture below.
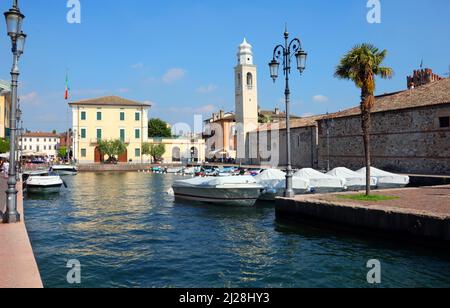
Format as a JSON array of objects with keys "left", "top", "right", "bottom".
[
  {"left": 316, "top": 185, "right": 450, "bottom": 217},
  {"left": 276, "top": 185, "right": 450, "bottom": 243},
  {"left": 0, "top": 178, "right": 43, "bottom": 288}
]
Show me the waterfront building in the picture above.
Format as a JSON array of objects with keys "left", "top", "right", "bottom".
[
  {"left": 69, "top": 96, "right": 150, "bottom": 164},
  {"left": 248, "top": 69, "right": 450, "bottom": 175},
  {"left": 203, "top": 39, "right": 301, "bottom": 162},
  {"left": 148, "top": 137, "right": 206, "bottom": 164},
  {"left": 203, "top": 111, "right": 237, "bottom": 160},
  {"left": 19, "top": 132, "right": 61, "bottom": 157},
  {"left": 315, "top": 70, "right": 450, "bottom": 175},
  {"left": 203, "top": 39, "right": 450, "bottom": 174},
  {"left": 0, "top": 80, "right": 11, "bottom": 139},
  {"left": 234, "top": 39, "right": 259, "bottom": 161}
]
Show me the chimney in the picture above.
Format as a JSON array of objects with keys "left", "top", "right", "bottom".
[
  {"left": 219, "top": 110, "right": 225, "bottom": 119},
  {"left": 274, "top": 108, "right": 280, "bottom": 115},
  {"left": 407, "top": 68, "right": 443, "bottom": 89}
]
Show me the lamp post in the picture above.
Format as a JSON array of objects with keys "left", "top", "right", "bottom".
[
  {"left": 16, "top": 103, "right": 22, "bottom": 181},
  {"left": 269, "top": 26, "right": 307, "bottom": 198},
  {"left": 3, "top": 0, "right": 26, "bottom": 223}
]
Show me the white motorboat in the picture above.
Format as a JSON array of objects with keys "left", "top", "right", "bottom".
[
  {"left": 182, "top": 167, "right": 200, "bottom": 176},
  {"left": 294, "top": 168, "right": 346, "bottom": 193},
  {"left": 166, "top": 167, "right": 184, "bottom": 174},
  {"left": 172, "top": 176, "right": 263, "bottom": 206},
  {"left": 327, "top": 167, "right": 377, "bottom": 191},
  {"left": 50, "top": 165, "right": 78, "bottom": 176},
  {"left": 357, "top": 167, "right": 410, "bottom": 189},
  {"left": 255, "top": 169, "right": 310, "bottom": 200},
  {"left": 26, "top": 171, "right": 64, "bottom": 194}
]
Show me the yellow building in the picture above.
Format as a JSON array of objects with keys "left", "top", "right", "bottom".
[
  {"left": 148, "top": 137, "right": 206, "bottom": 164},
  {"left": 0, "top": 80, "right": 11, "bottom": 139},
  {"left": 70, "top": 96, "right": 150, "bottom": 164}
]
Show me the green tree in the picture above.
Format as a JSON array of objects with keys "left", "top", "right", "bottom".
[
  {"left": 148, "top": 118, "right": 172, "bottom": 138},
  {"left": 335, "top": 44, "right": 393, "bottom": 196},
  {"left": 0, "top": 138, "right": 10, "bottom": 154},
  {"left": 148, "top": 143, "right": 166, "bottom": 163},
  {"left": 259, "top": 114, "right": 272, "bottom": 124},
  {"left": 97, "top": 139, "right": 127, "bottom": 163},
  {"left": 58, "top": 146, "right": 67, "bottom": 159}
]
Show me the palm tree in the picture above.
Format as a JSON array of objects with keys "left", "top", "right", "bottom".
[{"left": 335, "top": 44, "right": 393, "bottom": 196}]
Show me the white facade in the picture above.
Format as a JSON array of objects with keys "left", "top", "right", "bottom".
[
  {"left": 20, "top": 134, "right": 60, "bottom": 157},
  {"left": 235, "top": 38, "right": 259, "bottom": 161}
]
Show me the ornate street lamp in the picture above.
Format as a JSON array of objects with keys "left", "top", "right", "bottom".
[
  {"left": 268, "top": 26, "right": 307, "bottom": 198},
  {"left": 3, "top": 0, "right": 26, "bottom": 223}
]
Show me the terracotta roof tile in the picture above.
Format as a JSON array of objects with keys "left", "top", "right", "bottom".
[
  {"left": 69, "top": 96, "right": 150, "bottom": 107},
  {"left": 23, "top": 132, "right": 60, "bottom": 138},
  {"left": 328, "top": 78, "right": 450, "bottom": 119}
]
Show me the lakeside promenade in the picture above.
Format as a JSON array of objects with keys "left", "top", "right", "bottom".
[
  {"left": 0, "top": 177, "right": 43, "bottom": 288},
  {"left": 276, "top": 185, "right": 450, "bottom": 244}
]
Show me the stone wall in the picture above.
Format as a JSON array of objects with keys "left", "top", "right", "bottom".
[
  {"left": 247, "top": 125, "right": 318, "bottom": 168},
  {"left": 317, "top": 104, "right": 450, "bottom": 175},
  {"left": 78, "top": 163, "right": 153, "bottom": 172}
]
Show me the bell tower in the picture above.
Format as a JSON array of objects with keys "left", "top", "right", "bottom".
[{"left": 235, "top": 38, "right": 258, "bottom": 161}]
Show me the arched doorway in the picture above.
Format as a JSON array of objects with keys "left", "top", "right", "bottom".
[
  {"left": 118, "top": 150, "right": 128, "bottom": 163},
  {"left": 172, "top": 147, "right": 181, "bottom": 162},
  {"left": 94, "top": 147, "right": 104, "bottom": 163},
  {"left": 190, "top": 147, "right": 199, "bottom": 162}
]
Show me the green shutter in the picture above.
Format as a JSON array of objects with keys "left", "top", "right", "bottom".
[
  {"left": 97, "top": 129, "right": 102, "bottom": 140},
  {"left": 81, "top": 129, "right": 86, "bottom": 139},
  {"left": 120, "top": 129, "right": 125, "bottom": 142},
  {"left": 135, "top": 112, "right": 140, "bottom": 121},
  {"left": 120, "top": 112, "right": 125, "bottom": 121},
  {"left": 97, "top": 112, "right": 102, "bottom": 121},
  {"left": 81, "top": 149, "right": 87, "bottom": 157},
  {"left": 81, "top": 111, "right": 86, "bottom": 120},
  {"left": 135, "top": 148, "right": 141, "bottom": 157},
  {"left": 135, "top": 129, "right": 140, "bottom": 139}
]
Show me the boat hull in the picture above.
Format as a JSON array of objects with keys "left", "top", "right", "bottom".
[
  {"left": 26, "top": 184, "right": 62, "bottom": 194},
  {"left": 259, "top": 188, "right": 309, "bottom": 201},
  {"left": 173, "top": 186, "right": 261, "bottom": 206},
  {"left": 53, "top": 170, "right": 77, "bottom": 176}
]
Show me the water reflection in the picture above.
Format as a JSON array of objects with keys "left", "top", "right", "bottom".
[{"left": 24, "top": 172, "right": 450, "bottom": 288}]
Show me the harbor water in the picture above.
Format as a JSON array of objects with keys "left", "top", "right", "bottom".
[{"left": 24, "top": 172, "right": 450, "bottom": 288}]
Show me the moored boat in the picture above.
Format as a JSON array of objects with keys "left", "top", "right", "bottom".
[
  {"left": 327, "top": 167, "right": 377, "bottom": 191},
  {"left": 50, "top": 165, "right": 78, "bottom": 176},
  {"left": 255, "top": 169, "right": 310, "bottom": 200},
  {"left": 172, "top": 176, "right": 263, "bottom": 206},
  {"left": 294, "top": 168, "right": 346, "bottom": 193},
  {"left": 25, "top": 171, "right": 64, "bottom": 194},
  {"left": 357, "top": 167, "right": 410, "bottom": 189}
]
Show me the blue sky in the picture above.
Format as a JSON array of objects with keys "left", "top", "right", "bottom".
[{"left": 1, "top": 0, "right": 449, "bottom": 132}]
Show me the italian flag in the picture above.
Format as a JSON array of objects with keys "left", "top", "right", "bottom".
[{"left": 65, "top": 73, "right": 70, "bottom": 100}]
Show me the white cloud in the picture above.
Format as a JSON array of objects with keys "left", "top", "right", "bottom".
[
  {"left": 194, "top": 104, "right": 217, "bottom": 114},
  {"left": 167, "top": 104, "right": 217, "bottom": 115},
  {"left": 162, "top": 68, "right": 186, "bottom": 84},
  {"left": 301, "top": 112, "right": 314, "bottom": 117},
  {"left": 312, "top": 95, "right": 329, "bottom": 103},
  {"left": 196, "top": 84, "right": 218, "bottom": 94},
  {"left": 131, "top": 63, "right": 144, "bottom": 69},
  {"left": 20, "top": 92, "right": 40, "bottom": 105},
  {"left": 116, "top": 88, "right": 130, "bottom": 94}
]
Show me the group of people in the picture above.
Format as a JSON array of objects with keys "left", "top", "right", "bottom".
[{"left": 0, "top": 159, "right": 10, "bottom": 177}]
